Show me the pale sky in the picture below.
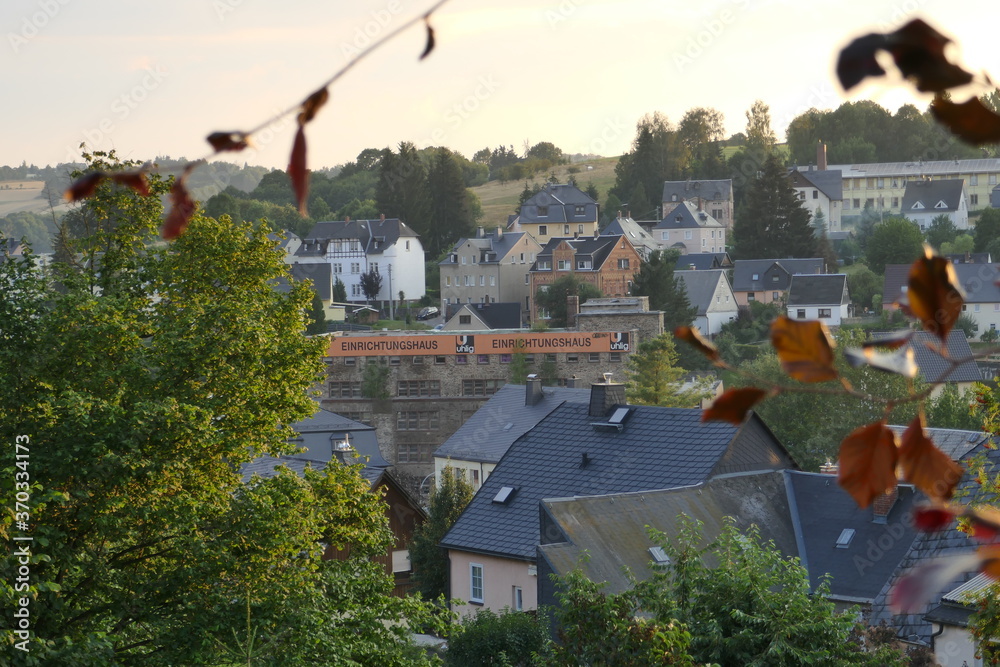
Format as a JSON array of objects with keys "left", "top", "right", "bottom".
[{"left": 3, "top": 0, "right": 995, "bottom": 171}]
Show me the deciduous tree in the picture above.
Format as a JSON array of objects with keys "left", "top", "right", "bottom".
[
  {"left": 535, "top": 274, "right": 602, "bottom": 328},
  {"left": 409, "top": 467, "right": 473, "bottom": 600},
  {"left": 864, "top": 217, "right": 925, "bottom": 274}
]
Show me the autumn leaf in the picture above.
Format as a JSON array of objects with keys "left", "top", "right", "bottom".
[
  {"left": 899, "top": 415, "right": 963, "bottom": 501},
  {"left": 930, "top": 96, "right": 1000, "bottom": 145},
  {"left": 419, "top": 16, "right": 436, "bottom": 60},
  {"left": 844, "top": 345, "right": 918, "bottom": 378},
  {"left": 969, "top": 506, "right": 1000, "bottom": 544},
  {"left": 890, "top": 552, "right": 982, "bottom": 613},
  {"left": 109, "top": 171, "right": 151, "bottom": 197},
  {"left": 162, "top": 164, "right": 197, "bottom": 241},
  {"left": 288, "top": 126, "right": 308, "bottom": 217},
  {"left": 861, "top": 329, "right": 912, "bottom": 350},
  {"left": 838, "top": 422, "right": 899, "bottom": 508},
  {"left": 297, "top": 87, "right": 329, "bottom": 125},
  {"left": 206, "top": 131, "right": 250, "bottom": 153},
  {"left": 674, "top": 325, "right": 720, "bottom": 364},
  {"left": 837, "top": 33, "right": 889, "bottom": 90},
  {"left": 905, "top": 246, "right": 964, "bottom": 341},
  {"left": 702, "top": 387, "right": 769, "bottom": 425},
  {"left": 980, "top": 546, "right": 1000, "bottom": 578},
  {"left": 64, "top": 171, "right": 106, "bottom": 202},
  {"left": 913, "top": 506, "right": 958, "bottom": 532},
  {"left": 770, "top": 316, "right": 838, "bottom": 383}
]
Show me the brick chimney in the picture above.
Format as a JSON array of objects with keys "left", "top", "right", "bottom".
[
  {"left": 566, "top": 295, "right": 580, "bottom": 325},
  {"left": 589, "top": 374, "right": 626, "bottom": 418},
  {"left": 477, "top": 226, "right": 485, "bottom": 238},
  {"left": 380, "top": 213, "right": 386, "bottom": 221},
  {"left": 872, "top": 485, "right": 898, "bottom": 524},
  {"left": 817, "top": 141, "right": 828, "bottom": 171},
  {"left": 525, "top": 374, "right": 543, "bottom": 406}
]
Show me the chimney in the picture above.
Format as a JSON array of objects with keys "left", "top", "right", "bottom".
[
  {"left": 817, "top": 141, "right": 828, "bottom": 171},
  {"left": 496, "top": 226, "right": 503, "bottom": 240},
  {"left": 525, "top": 374, "right": 543, "bottom": 406},
  {"left": 477, "top": 226, "right": 485, "bottom": 238},
  {"left": 331, "top": 433, "right": 360, "bottom": 465},
  {"left": 872, "top": 485, "right": 898, "bottom": 524},
  {"left": 379, "top": 213, "right": 385, "bottom": 221},
  {"left": 566, "top": 375, "right": 579, "bottom": 388},
  {"left": 566, "top": 295, "right": 580, "bottom": 325},
  {"left": 345, "top": 215, "right": 351, "bottom": 222},
  {"left": 589, "top": 374, "right": 626, "bottom": 418}
]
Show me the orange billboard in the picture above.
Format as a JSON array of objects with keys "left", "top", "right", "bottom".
[{"left": 326, "top": 331, "right": 632, "bottom": 357}]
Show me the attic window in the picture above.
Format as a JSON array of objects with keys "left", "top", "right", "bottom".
[
  {"left": 935, "top": 200, "right": 948, "bottom": 209},
  {"left": 751, "top": 273, "right": 759, "bottom": 281},
  {"left": 538, "top": 206, "right": 548, "bottom": 216},
  {"left": 649, "top": 546, "right": 670, "bottom": 564},
  {"left": 503, "top": 423, "right": 514, "bottom": 431},
  {"left": 493, "top": 486, "right": 516, "bottom": 504},
  {"left": 835, "top": 528, "right": 856, "bottom": 549},
  {"left": 912, "top": 201, "right": 925, "bottom": 210},
  {"left": 608, "top": 407, "right": 630, "bottom": 424}
]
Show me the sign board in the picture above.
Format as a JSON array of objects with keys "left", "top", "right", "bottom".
[{"left": 327, "top": 331, "right": 631, "bottom": 357}]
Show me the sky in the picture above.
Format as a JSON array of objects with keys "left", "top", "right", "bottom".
[{"left": 3, "top": 0, "right": 996, "bottom": 171}]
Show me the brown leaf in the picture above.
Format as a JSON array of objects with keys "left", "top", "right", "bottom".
[
  {"left": 701, "top": 387, "right": 769, "bottom": 425},
  {"left": 109, "top": 171, "right": 151, "bottom": 197},
  {"left": 161, "top": 165, "right": 197, "bottom": 241},
  {"left": 838, "top": 422, "right": 899, "bottom": 508},
  {"left": 886, "top": 19, "right": 973, "bottom": 93},
  {"left": 979, "top": 546, "right": 1000, "bottom": 579},
  {"left": 674, "top": 325, "right": 720, "bottom": 364},
  {"left": 206, "top": 131, "right": 250, "bottom": 153},
  {"left": 419, "top": 17, "right": 436, "bottom": 60},
  {"left": 770, "top": 315, "right": 838, "bottom": 383},
  {"left": 836, "top": 32, "right": 889, "bottom": 91},
  {"left": 297, "top": 87, "right": 329, "bottom": 126},
  {"left": 288, "top": 125, "right": 309, "bottom": 217},
  {"left": 64, "top": 171, "right": 106, "bottom": 202},
  {"left": 844, "top": 345, "right": 918, "bottom": 377},
  {"left": 969, "top": 506, "right": 1000, "bottom": 544},
  {"left": 862, "top": 330, "right": 912, "bottom": 350},
  {"left": 890, "top": 552, "right": 983, "bottom": 613},
  {"left": 930, "top": 96, "right": 1000, "bottom": 145},
  {"left": 899, "top": 415, "right": 963, "bottom": 501},
  {"left": 906, "top": 246, "right": 964, "bottom": 341}
]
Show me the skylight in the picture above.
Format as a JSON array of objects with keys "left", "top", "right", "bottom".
[
  {"left": 493, "top": 486, "right": 516, "bottom": 504},
  {"left": 835, "top": 528, "right": 856, "bottom": 548},
  {"left": 608, "top": 407, "right": 630, "bottom": 424},
  {"left": 648, "top": 546, "right": 670, "bottom": 564}
]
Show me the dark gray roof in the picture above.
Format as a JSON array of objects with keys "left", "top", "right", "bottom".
[
  {"left": 287, "top": 406, "right": 388, "bottom": 468},
  {"left": 953, "top": 262, "right": 1000, "bottom": 304},
  {"left": 786, "top": 274, "right": 849, "bottom": 306},
  {"left": 946, "top": 252, "right": 992, "bottom": 264},
  {"left": 441, "top": 404, "right": 795, "bottom": 561},
  {"left": 907, "top": 330, "right": 982, "bottom": 384},
  {"left": 531, "top": 235, "right": 625, "bottom": 271},
  {"left": 662, "top": 179, "right": 732, "bottom": 203},
  {"left": 652, "top": 201, "right": 724, "bottom": 230},
  {"left": 676, "top": 252, "right": 732, "bottom": 270},
  {"left": 881, "top": 264, "right": 910, "bottom": 307},
  {"left": 675, "top": 269, "right": 729, "bottom": 316},
  {"left": 788, "top": 169, "right": 844, "bottom": 200},
  {"left": 731, "top": 258, "right": 825, "bottom": 292},
  {"left": 887, "top": 425, "right": 987, "bottom": 461},
  {"left": 296, "top": 218, "right": 418, "bottom": 258},
  {"left": 901, "top": 179, "right": 966, "bottom": 213},
  {"left": 434, "top": 384, "right": 590, "bottom": 464},
  {"left": 601, "top": 216, "right": 659, "bottom": 256},
  {"left": 288, "top": 262, "right": 332, "bottom": 300},
  {"left": 440, "top": 230, "right": 530, "bottom": 265},
  {"left": 446, "top": 302, "right": 523, "bottom": 330},
  {"left": 241, "top": 454, "right": 328, "bottom": 483},
  {"left": 519, "top": 184, "right": 598, "bottom": 224}
]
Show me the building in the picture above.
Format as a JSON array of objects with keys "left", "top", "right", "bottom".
[
  {"left": 439, "top": 227, "right": 541, "bottom": 316},
  {"left": 295, "top": 216, "right": 425, "bottom": 304},
  {"left": 887, "top": 262, "right": 1000, "bottom": 338},
  {"left": 529, "top": 235, "right": 641, "bottom": 322},
  {"left": 442, "top": 302, "right": 523, "bottom": 331},
  {"left": 901, "top": 179, "right": 969, "bottom": 230},
  {"left": 675, "top": 252, "right": 732, "bottom": 270},
  {"left": 730, "top": 258, "right": 826, "bottom": 306},
  {"left": 574, "top": 296, "right": 664, "bottom": 344},
  {"left": 650, "top": 201, "right": 727, "bottom": 255},
  {"left": 788, "top": 144, "right": 843, "bottom": 233},
  {"left": 601, "top": 214, "right": 661, "bottom": 259},
  {"left": 662, "top": 178, "right": 734, "bottom": 228},
  {"left": 675, "top": 269, "right": 738, "bottom": 338},
  {"left": 278, "top": 262, "right": 346, "bottom": 323},
  {"left": 507, "top": 183, "right": 599, "bottom": 246},
  {"left": 786, "top": 274, "right": 852, "bottom": 326}
]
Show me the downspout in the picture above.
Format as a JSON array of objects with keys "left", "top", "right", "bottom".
[{"left": 929, "top": 621, "right": 945, "bottom": 653}]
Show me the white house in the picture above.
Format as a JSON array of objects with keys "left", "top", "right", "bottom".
[
  {"left": 675, "top": 269, "right": 738, "bottom": 338},
  {"left": 901, "top": 179, "right": 969, "bottom": 231},
  {"left": 295, "top": 216, "right": 425, "bottom": 304},
  {"left": 955, "top": 262, "right": 1000, "bottom": 338},
  {"left": 786, "top": 274, "right": 851, "bottom": 326}
]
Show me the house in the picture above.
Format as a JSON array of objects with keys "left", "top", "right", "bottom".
[
  {"left": 786, "top": 274, "right": 852, "bottom": 326},
  {"left": 442, "top": 302, "right": 523, "bottom": 331},
  {"left": 650, "top": 201, "right": 727, "bottom": 255},
  {"left": 662, "top": 178, "right": 733, "bottom": 228},
  {"left": 955, "top": 262, "right": 1000, "bottom": 338},
  {"left": 432, "top": 379, "right": 590, "bottom": 492},
  {"left": 574, "top": 296, "right": 664, "bottom": 345},
  {"left": 731, "top": 258, "right": 826, "bottom": 306},
  {"left": 675, "top": 252, "right": 732, "bottom": 271},
  {"left": 279, "top": 262, "right": 346, "bottom": 322},
  {"left": 295, "top": 216, "right": 425, "bottom": 304},
  {"left": 788, "top": 144, "right": 843, "bottom": 232},
  {"left": 439, "top": 378, "right": 797, "bottom": 616},
  {"left": 675, "top": 269, "right": 738, "bottom": 338},
  {"left": 894, "top": 330, "right": 982, "bottom": 397},
  {"left": 901, "top": 179, "right": 969, "bottom": 231},
  {"left": 283, "top": 405, "right": 389, "bottom": 469},
  {"left": 601, "top": 214, "right": 661, "bottom": 259},
  {"left": 881, "top": 264, "right": 911, "bottom": 312},
  {"left": 507, "top": 183, "right": 599, "bottom": 246},
  {"left": 268, "top": 230, "right": 302, "bottom": 263},
  {"left": 528, "top": 235, "right": 641, "bottom": 322},
  {"left": 439, "top": 227, "right": 541, "bottom": 316},
  {"left": 537, "top": 470, "right": 917, "bottom": 616},
  {"left": 922, "top": 573, "right": 995, "bottom": 666}
]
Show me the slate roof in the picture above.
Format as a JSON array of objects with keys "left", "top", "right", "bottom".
[
  {"left": 786, "top": 274, "right": 849, "bottom": 306},
  {"left": 287, "top": 262, "right": 332, "bottom": 300},
  {"left": 675, "top": 269, "right": 730, "bottom": 316},
  {"left": 905, "top": 330, "right": 981, "bottom": 384},
  {"left": 946, "top": 252, "right": 992, "bottom": 264},
  {"left": 676, "top": 252, "right": 732, "bottom": 270},
  {"left": 601, "top": 216, "right": 659, "bottom": 257},
  {"left": 823, "top": 158, "right": 1000, "bottom": 179},
  {"left": 296, "top": 218, "right": 419, "bottom": 258},
  {"left": 531, "top": 235, "right": 624, "bottom": 271},
  {"left": 887, "top": 426, "right": 988, "bottom": 461},
  {"left": 440, "top": 230, "right": 529, "bottom": 265},
  {"left": 445, "top": 302, "right": 522, "bottom": 330},
  {"left": 953, "top": 262, "right": 1000, "bottom": 304},
  {"left": 731, "top": 258, "right": 825, "bottom": 292},
  {"left": 901, "top": 179, "right": 966, "bottom": 213},
  {"left": 652, "top": 201, "right": 725, "bottom": 230},
  {"left": 662, "top": 179, "right": 732, "bottom": 204},
  {"left": 788, "top": 168, "right": 844, "bottom": 200},
  {"left": 441, "top": 404, "right": 795, "bottom": 561},
  {"left": 433, "top": 384, "right": 590, "bottom": 464},
  {"left": 287, "top": 406, "right": 388, "bottom": 468},
  {"left": 882, "top": 264, "right": 911, "bottom": 307},
  {"left": 519, "top": 184, "right": 598, "bottom": 224}
]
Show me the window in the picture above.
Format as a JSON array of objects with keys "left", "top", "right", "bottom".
[
  {"left": 434, "top": 355, "right": 447, "bottom": 365},
  {"left": 490, "top": 275, "right": 496, "bottom": 286},
  {"left": 972, "top": 194, "right": 980, "bottom": 206},
  {"left": 328, "top": 382, "right": 361, "bottom": 398},
  {"left": 445, "top": 276, "right": 451, "bottom": 287},
  {"left": 461, "top": 256, "right": 467, "bottom": 265},
  {"left": 853, "top": 198, "right": 861, "bottom": 209},
  {"left": 813, "top": 190, "right": 819, "bottom": 199},
  {"left": 660, "top": 231, "right": 669, "bottom": 240},
  {"left": 456, "top": 355, "right": 467, "bottom": 364},
  {"left": 702, "top": 238, "right": 707, "bottom": 247},
  {"left": 464, "top": 275, "right": 471, "bottom": 286},
  {"left": 771, "top": 274, "right": 779, "bottom": 282},
  {"left": 684, "top": 230, "right": 693, "bottom": 240},
  {"left": 396, "top": 411, "right": 440, "bottom": 430},
  {"left": 477, "top": 355, "right": 490, "bottom": 364},
  {"left": 371, "top": 262, "right": 379, "bottom": 273},
  {"left": 520, "top": 253, "right": 525, "bottom": 263},
  {"left": 472, "top": 469, "right": 480, "bottom": 489},
  {"left": 398, "top": 444, "right": 433, "bottom": 463},
  {"left": 342, "top": 410, "right": 372, "bottom": 425},
  {"left": 538, "top": 225, "right": 547, "bottom": 236},
  {"left": 462, "top": 379, "right": 505, "bottom": 396},
  {"left": 537, "top": 260, "right": 551, "bottom": 270},
  {"left": 525, "top": 354, "right": 535, "bottom": 364},
  {"left": 351, "top": 262, "right": 361, "bottom": 273},
  {"left": 877, "top": 178, "right": 884, "bottom": 189},
  {"left": 405, "top": 240, "right": 410, "bottom": 250},
  {"left": 564, "top": 224, "right": 570, "bottom": 234},
  {"left": 575, "top": 205, "right": 585, "bottom": 215},
  {"left": 748, "top": 292, "right": 756, "bottom": 301},
  {"left": 479, "top": 275, "right": 485, "bottom": 287},
  {"left": 991, "top": 174, "right": 998, "bottom": 186},
  {"left": 513, "top": 586, "right": 523, "bottom": 611},
  {"left": 796, "top": 309, "right": 806, "bottom": 319},
  {"left": 470, "top": 564, "right": 484, "bottom": 603},
  {"left": 971, "top": 174, "right": 979, "bottom": 186},
  {"left": 866, "top": 198, "right": 874, "bottom": 208},
  {"left": 545, "top": 353, "right": 557, "bottom": 363},
  {"left": 975, "top": 304, "right": 981, "bottom": 312},
  {"left": 751, "top": 273, "right": 759, "bottom": 281},
  {"left": 500, "top": 354, "right": 512, "bottom": 364},
  {"left": 891, "top": 178, "right": 899, "bottom": 188},
  {"left": 577, "top": 259, "right": 592, "bottom": 269},
  {"left": 344, "top": 357, "right": 356, "bottom": 366},
  {"left": 525, "top": 274, "right": 529, "bottom": 285},
  {"left": 567, "top": 353, "right": 579, "bottom": 363},
  {"left": 818, "top": 308, "right": 832, "bottom": 318},
  {"left": 397, "top": 380, "right": 441, "bottom": 397},
  {"left": 892, "top": 197, "right": 899, "bottom": 208},
  {"left": 459, "top": 315, "right": 471, "bottom": 324},
  {"left": 772, "top": 291, "right": 779, "bottom": 299},
  {"left": 412, "top": 355, "right": 424, "bottom": 365},
  {"left": 557, "top": 260, "right": 570, "bottom": 270},
  {"left": 351, "top": 284, "right": 362, "bottom": 297},
  {"left": 578, "top": 224, "right": 584, "bottom": 233},
  {"left": 537, "top": 206, "right": 548, "bottom": 216},
  {"left": 333, "top": 263, "right": 342, "bottom": 274},
  {"left": 609, "top": 352, "right": 622, "bottom": 363}
]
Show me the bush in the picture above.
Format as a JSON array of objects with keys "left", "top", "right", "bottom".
[{"left": 445, "top": 608, "right": 548, "bottom": 666}]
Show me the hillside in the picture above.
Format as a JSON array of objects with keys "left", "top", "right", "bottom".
[{"left": 471, "top": 156, "right": 620, "bottom": 229}]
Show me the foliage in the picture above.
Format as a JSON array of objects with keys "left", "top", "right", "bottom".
[
  {"left": 361, "top": 359, "right": 391, "bottom": 399},
  {"left": 359, "top": 266, "right": 384, "bottom": 303},
  {"left": 974, "top": 207, "right": 1000, "bottom": 253},
  {"left": 940, "top": 233, "right": 974, "bottom": 256},
  {"left": 847, "top": 265, "right": 883, "bottom": 313},
  {"left": 926, "top": 383, "right": 981, "bottom": 431},
  {"left": 864, "top": 217, "right": 925, "bottom": 274},
  {"left": 733, "top": 153, "right": 816, "bottom": 260},
  {"left": 611, "top": 112, "right": 686, "bottom": 210},
  {"left": 625, "top": 334, "right": 712, "bottom": 408},
  {"left": 534, "top": 274, "right": 602, "bottom": 328},
  {"left": 955, "top": 312, "right": 979, "bottom": 339},
  {"left": 0, "top": 210, "right": 57, "bottom": 253},
  {"left": 306, "top": 290, "right": 328, "bottom": 334},
  {"left": 509, "top": 351, "right": 529, "bottom": 384},
  {"left": 629, "top": 249, "right": 696, "bottom": 332},
  {"left": 426, "top": 147, "right": 482, "bottom": 256},
  {"left": 333, "top": 276, "right": 348, "bottom": 302},
  {"left": 445, "top": 608, "right": 548, "bottom": 667},
  {"left": 409, "top": 467, "right": 474, "bottom": 601},
  {"left": 924, "top": 213, "right": 959, "bottom": 250},
  {"left": 377, "top": 141, "right": 432, "bottom": 243}
]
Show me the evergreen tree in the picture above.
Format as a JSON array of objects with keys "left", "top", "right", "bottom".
[
  {"left": 306, "top": 291, "right": 328, "bottom": 335},
  {"left": 629, "top": 249, "right": 696, "bottom": 332},
  {"left": 408, "top": 467, "right": 473, "bottom": 600},
  {"left": 975, "top": 207, "right": 1000, "bottom": 253},
  {"left": 734, "top": 153, "right": 815, "bottom": 259},
  {"left": 375, "top": 142, "right": 431, "bottom": 238},
  {"left": 426, "top": 147, "right": 479, "bottom": 256},
  {"left": 359, "top": 266, "right": 383, "bottom": 304},
  {"left": 625, "top": 333, "right": 711, "bottom": 407},
  {"left": 333, "top": 276, "right": 347, "bottom": 303}
]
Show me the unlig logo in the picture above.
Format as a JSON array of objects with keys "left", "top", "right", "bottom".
[
  {"left": 455, "top": 335, "right": 475, "bottom": 354},
  {"left": 610, "top": 332, "right": 630, "bottom": 351}
]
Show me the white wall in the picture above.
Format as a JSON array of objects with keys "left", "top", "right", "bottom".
[{"left": 787, "top": 303, "right": 849, "bottom": 327}]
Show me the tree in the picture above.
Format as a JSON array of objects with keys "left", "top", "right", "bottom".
[
  {"left": 847, "top": 265, "right": 883, "bottom": 313},
  {"left": 734, "top": 153, "right": 815, "bottom": 259},
  {"left": 865, "top": 217, "right": 925, "bottom": 274},
  {"left": 306, "top": 290, "right": 328, "bottom": 334},
  {"left": 926, "top": 384, "right": 981, "bottom": 431},
  {"left": 361, "top": 359, "right": 391, "bottom": 399},
  {"left": 508, "top": 350, "right": 529, "bottom": 384},
  {"left": 446, "top": 608, "right": 549, "bottom": 666},
  {"left": 359, "top": 266, "right": 383, "bottom": 304},
  {"left": 0, "top": 152, "right": 441, "bottom": 663},
  {"left": 940, "top": 233, "right": 974, "bottom": 256},
  {"left": 612, "top": 112, "right": 687, "bottom": 212},
  {"left": 625, "top": 334, "right": 711, "bottom": 407},
  {"left": 535, "top": 274, "right": 602, "bottom": 328},
  {"left": 629, "top": 249, "right": 696, "bottom": 332},
  {"left": 974, "top": 207, "right": 1000, "bottom": 252},
  {"left": 333, "top": 276, "right": 347, "bottom": 302},
  {"left": 924, "top": 213, "right": 959, "bottom": 250},
  {"left": 409, "top": 467, "right": 473, "bottom": 600},
  {"left": 376, "top": 141, "right": 431, "bottom": 238},
  {"left": 744, "top": 99, "right": 777, "bottom": 158},
  {"left": 426, "top": 147, "right": 481, "bottom": 256}
]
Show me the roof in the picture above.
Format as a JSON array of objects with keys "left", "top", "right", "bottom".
[
  {"left": 287, "top": 406, "right": 388, "bottom": 468},
  {"left": 810, "top": 158, "right": 1000, "bottom": 179},
  {"left": 296, "top": 218, "right": 419, "bottom": 258},
  {"left": 519, "top": 184, "right": 598, "bottom": 224},
  {"left": 675, "top": 269, "right": 731, "bottom": 316},
  {"left": 901, "top": 179, "right": 966, "bottom": 214},
  {"left": 531, "top": 235, "right": 627, "bottom": 272},
  {"left": 444, "top": 302, "right": 522, "bottom": 330},
  {"left": 788, "top": 168, "right": 844, "bottom": 200},
  {"left": 662, "top": 179, "right": 733, "bottom": 203},
  {"left": 786, "top": 274, "right": 849, "bottom": 307},
  {"left": 731, "top": 258, "right": 825, "bottom": 292},
  {"left": 433, "top": 384, "right": 591, "bottom": 464},
  {"left": 441, "top": 230, "right": 532, "bottom": 265},
  {"left": 652, "top": 201, "right": 724, "bottom": 230},
  {"left": 240, "top": 454, "right": 328, "bottom": 483},
  {"left": 953, "top": 262, "right": 1000, "bottom": 304},
  {"left": 902, "top": 330, "right": 981, "bottom": 384},
  {"left": 882, "top": 264, "right": 910, "bottom": 306},
  {"left": 601, "top": 216, "right": 660, "bottom": 256},
  {"left": 887, "top": 425, "right": 988, "bottom": 461},
  {"left": 288, "top": 262, "right": 332, "bottom": 300},
  {"left": 676, "top": 252, "right": 732, "bottom": 270},
  {"left": 441, "top": 404, "right": 795, "bottom": 561}
]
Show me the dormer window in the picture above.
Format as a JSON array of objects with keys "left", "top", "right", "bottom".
[
  {"left": 537, "top": 206, "right": 548, "bottom": 216},
  {"left": 935, "top": 200, "right": 948, "bottom": 209},
  {"left": 671, "top": 194, "right": 677, "bottom": 202}
]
